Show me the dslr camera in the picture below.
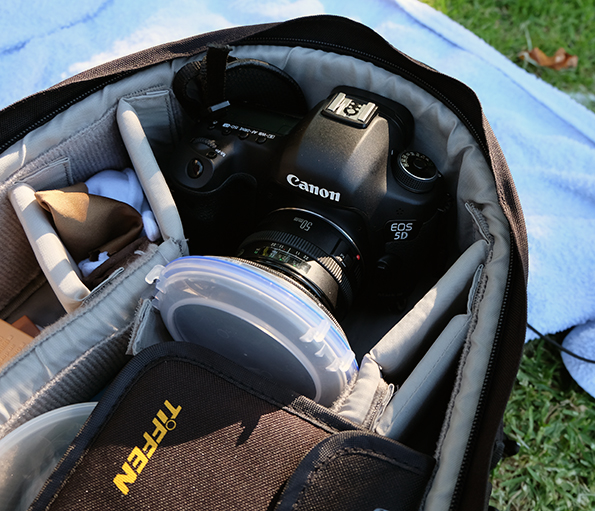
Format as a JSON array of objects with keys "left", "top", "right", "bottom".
[{"left": 164, "top": 69, "right": 450, "bottom": 319}]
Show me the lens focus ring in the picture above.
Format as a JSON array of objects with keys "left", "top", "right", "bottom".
[
  {"left": 241, "top": 230, "right": 355, "bottom": 306},
  {"left": 237, "top": 209, "right": 363, "bottom": 318}
]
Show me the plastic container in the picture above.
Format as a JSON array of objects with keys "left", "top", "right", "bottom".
[
  {"left": 0, "top": 402, "right": 97, "bottom": 511},
  {"left": 153, "top": 256, "right": 358, "bottom": 406}
]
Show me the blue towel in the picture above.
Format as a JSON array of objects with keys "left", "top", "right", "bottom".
[{"left": 2, "top": 0, "right": 595, "bottom": 391}]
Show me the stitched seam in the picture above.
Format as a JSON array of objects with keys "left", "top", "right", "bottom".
[{"left": 292, "top": 446, "right": 429, "bottom": 508}]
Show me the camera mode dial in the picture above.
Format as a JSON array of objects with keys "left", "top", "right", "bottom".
[{"left": 395, "top": 151, "right": 439, "bottom": 193}]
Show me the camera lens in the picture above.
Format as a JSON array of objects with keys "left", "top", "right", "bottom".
[{"left": 236, "top": 208, "right": 363, "bottom": 318}]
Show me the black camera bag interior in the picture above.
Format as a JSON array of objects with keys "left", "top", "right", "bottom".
[{"left": 0, "top": 15, "right": 528, "bottom": 511}]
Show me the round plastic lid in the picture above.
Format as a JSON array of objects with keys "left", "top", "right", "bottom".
[
  {"left": 0, "top": 402, "right": 97, "bottom": 511},
  {"left": 154, "top": 256, "right": 358, "bottom": 406}
]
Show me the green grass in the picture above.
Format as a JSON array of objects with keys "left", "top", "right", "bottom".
[
  {"left": 421, "top": 0, "right": 595, "bottom": 109},
  {"left": 416, "top": 1, "right": 595, "bottom": 508},
  {"left": 490, "top": 337, "right": 595, "bottom": 510}
]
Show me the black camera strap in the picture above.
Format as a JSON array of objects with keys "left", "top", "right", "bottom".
[
  {"left": 173, "top": 44, "right": 234, "bottom": 118},
  {"left": 172, "top": 44, "right": 308, "bottom": 120},
  {"left": 199, "top": 44, "right": 234, "bottom": 112}
]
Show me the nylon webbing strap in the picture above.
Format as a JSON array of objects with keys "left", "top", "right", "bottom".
[
  {"left": 172, "top": 44, "right": 233, "bottom": 118},
  {"left": 200, "top": 44, "right": 233, "bottom": 112}
]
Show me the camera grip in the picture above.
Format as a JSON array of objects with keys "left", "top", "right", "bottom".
[{"left": 170, "top": 172, "right": 258, "bottom": 254}]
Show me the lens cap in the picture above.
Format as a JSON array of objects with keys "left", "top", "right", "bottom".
[{"left": 153, "top": 256, "right": 358, "bottom": 406}]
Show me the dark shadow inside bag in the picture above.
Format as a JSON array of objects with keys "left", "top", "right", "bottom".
[{"left": 30, "top": 342, "right": 434, "bottom": 511}]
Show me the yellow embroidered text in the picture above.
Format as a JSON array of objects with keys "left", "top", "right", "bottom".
[{"left": 113, "top": 399, "right": 182, "bottom": 495}]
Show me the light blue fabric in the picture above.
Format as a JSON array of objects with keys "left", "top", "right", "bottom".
[{"left": 2, "top": 0, "right": 595, "bottom": 388}]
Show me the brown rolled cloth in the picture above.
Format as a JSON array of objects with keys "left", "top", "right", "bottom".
[{"left": 35, "top": 183, "right": 143, "bottom": 262}]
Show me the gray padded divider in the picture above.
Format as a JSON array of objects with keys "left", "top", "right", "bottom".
[
  {"left": 370, "top": 239, "right": 488, "bottom": 380},
  {"left": 0, "top": 239, "right": 183, "bottom": 427},
  {"left": 0, "top": 323, "right": 132, "bottom": 441},
  {"left": 376, "top": 312, "right": 471, "bottom": 440}
]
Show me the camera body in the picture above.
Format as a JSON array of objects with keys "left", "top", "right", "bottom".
[{"left": 164, "top": 86, "right": 450, "bottom": 316}]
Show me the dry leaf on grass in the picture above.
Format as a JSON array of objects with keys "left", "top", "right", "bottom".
[{"left": 519, "top": 47, "right": 578, "bottom": 70}]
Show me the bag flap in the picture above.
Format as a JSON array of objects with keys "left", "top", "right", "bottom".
[{"left": 29, "top": 341, "right": 359, "bottom": 511}]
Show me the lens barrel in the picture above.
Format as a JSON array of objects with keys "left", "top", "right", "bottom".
[{"left": 237, "top": 208, "right": 363, "bottom": 318}]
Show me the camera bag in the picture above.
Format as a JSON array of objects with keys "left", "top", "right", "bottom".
[{"left": 0, "top": 14, "right": 527, "bottom": 511}]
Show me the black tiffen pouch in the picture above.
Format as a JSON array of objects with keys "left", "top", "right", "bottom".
[{"left": 29, "top": 342, "right": 434, "bottom": 511}]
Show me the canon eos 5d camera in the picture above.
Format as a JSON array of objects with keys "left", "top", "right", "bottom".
[{"left": 164, "top": 86, "right": 451, "bottom": 318}]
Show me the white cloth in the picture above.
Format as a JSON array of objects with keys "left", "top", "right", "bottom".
[
  {"left": 84, "top": 167, "right": 160, "bottom": 242},
  {"left": 78, "top": 168, "right": 160, "bottom": 276},
  {"left": 78, "top": 251, "right": 110, "bottom": 277},
  {"left": 562, "top": 324, "right": 595, "bottom": 397}
]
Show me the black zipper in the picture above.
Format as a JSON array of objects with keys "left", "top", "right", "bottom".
[{"left": 449, "top": 235, "right": 516, "bottom": 510}]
